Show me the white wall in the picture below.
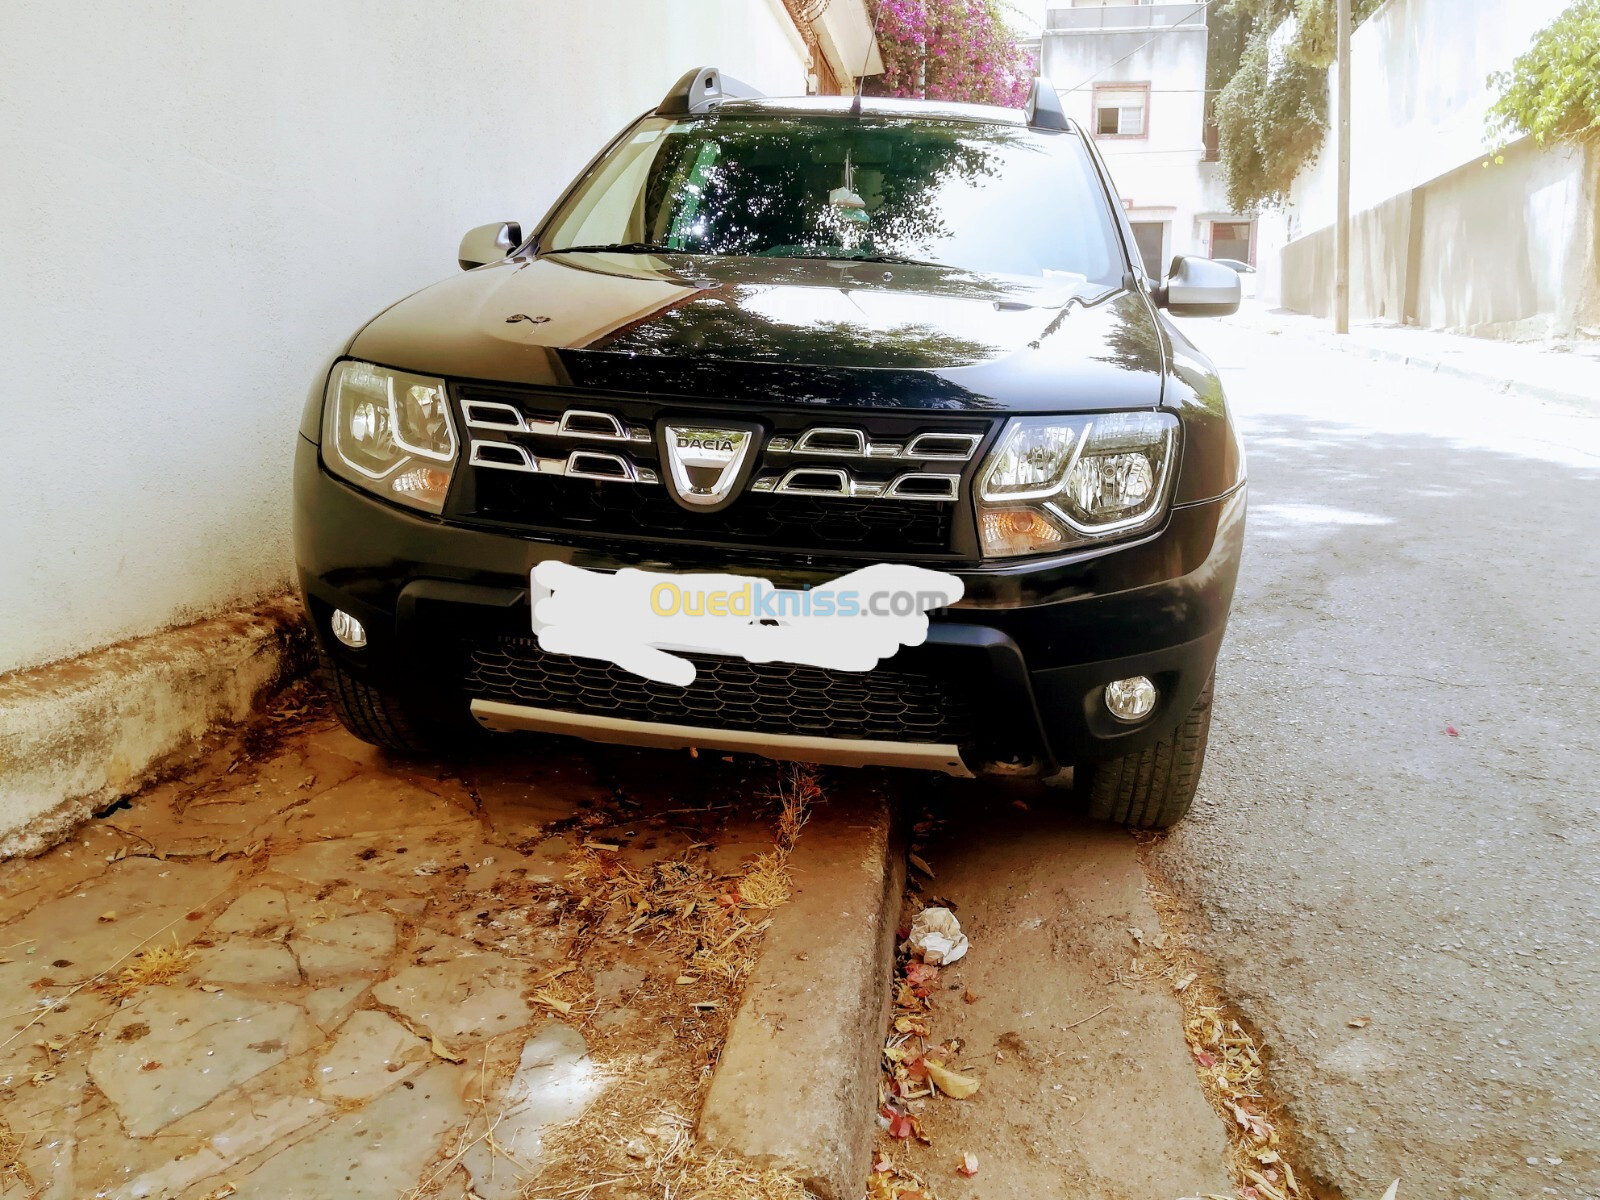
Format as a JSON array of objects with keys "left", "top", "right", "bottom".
[
  {"left": 0, "top": 0, "right": 811, "bottom": 675},
  {"left": 1286, "top": 0, "right": 1570, "bottom": 231},
  {"left": 1043, "top": 14, "right": 1217, "bottom": 266},
  {"left": 1258, "top": 0, "right": 1593, "bottom": 335}
]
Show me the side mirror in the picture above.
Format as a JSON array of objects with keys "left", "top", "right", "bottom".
[
  {"left": 1154, "top": 256, "right": 1241, "bottom": 317},
  {"left": 459, "top": 221, "right": 523, "bottom": 271}
]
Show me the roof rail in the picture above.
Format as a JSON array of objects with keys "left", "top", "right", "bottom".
[
  {"left": 656, "top": 66, "right": 762, "bottom": 116},
  {"left": 1024, "top": 77, "right": 1071, "bottom": 132}
]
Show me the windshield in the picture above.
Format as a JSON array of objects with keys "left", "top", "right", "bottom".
[{"left": 542, "top": 114, "right": 1123, "bottom": 285}]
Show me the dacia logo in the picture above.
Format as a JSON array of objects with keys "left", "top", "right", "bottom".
[
  {"left": 676, "top": 435, "right": 736, "bottom": 453},
  {"left": 660, "top": 420, "right": 762, "bottom": 512}
]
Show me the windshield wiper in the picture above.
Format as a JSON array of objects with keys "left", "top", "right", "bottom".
[
  {"left": 554, "top": 242, "right": 676, "bottom": 255},
  {"left": 775, "top": 252, "right": 950, "bottom": 270}
]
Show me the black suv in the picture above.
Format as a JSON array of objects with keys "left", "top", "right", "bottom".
[{"left": 294, "top": 69, "right": 1246, "bottom": 828}]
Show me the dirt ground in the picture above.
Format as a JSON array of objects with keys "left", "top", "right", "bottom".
[
  {"left": 1, "top": 683, "right": 1261, "bottom": 1200},
  {"left": 0, "top": 686, "right": 810, "bottom": 1200},
  {"left": 865, "top": 779, "right": 1238, "bottom": 1200}
]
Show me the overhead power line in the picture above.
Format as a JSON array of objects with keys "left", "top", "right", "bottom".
[{"left": 1056, "top": 0, "right": 1223, "bottom": 95}]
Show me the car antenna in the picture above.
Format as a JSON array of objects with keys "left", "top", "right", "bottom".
[{"left": 848, "top": 2, "right": 888, "bottom": 116}]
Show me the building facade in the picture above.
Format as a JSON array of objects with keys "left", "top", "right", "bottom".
[{"left": 1041, "top": 0, "right": 1252, "bottom": 278}]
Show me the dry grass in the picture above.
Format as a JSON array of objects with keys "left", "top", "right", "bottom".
[
  {"left": 98, "top": 940, "right": 196, "bottom": 1002},
  {"left": 1135, "top": 839, "right": 1311, "bottom": 1200},
  {"left": 768, "top": 763, "right": 818, "bottom": 852},
  {"left": 557, "top": 764, "right": 815, "bottom": 991},
  {"left": 509, "top": 766, "right": 820, "bottom": 1200},
  {"left": 666, "top": 1151, "right": 812, "bottom": 1200},
  {"left": 0, "top": 1116, "right": 35, "bottom": 1194},
  {"left": 521, "top": 1103, "right": 810, "bottom": 1200},
  {"left": 562, "top": 851, "right": 772, "bottom": 991},
  {"left": 729, "top": 764, "right": 818, "bottom": 911}
]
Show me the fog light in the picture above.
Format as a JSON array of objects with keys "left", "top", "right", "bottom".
[
  {"left": 331, "top": 609, "right": 367, "bottom": 649},
  {"left": 1105, "top": 676, "right": 1156, "bottom": 721}
]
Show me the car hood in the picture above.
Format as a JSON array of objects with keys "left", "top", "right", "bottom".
[{"left": 348, "top": 252, "right": 1167, "bottom": 412}]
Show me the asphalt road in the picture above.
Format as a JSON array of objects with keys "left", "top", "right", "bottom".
[{"left": 1156, "top": 315, "right": 1600, "bottom": 1200}]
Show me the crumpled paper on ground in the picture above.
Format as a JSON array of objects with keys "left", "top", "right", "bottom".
[{"left": 907, "top": 906, "right": 969, "bottom": 965}]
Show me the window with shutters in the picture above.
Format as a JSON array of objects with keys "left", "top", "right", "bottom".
[{"left": 1092, "top": 83, "right": 1149, "bottom": 138}]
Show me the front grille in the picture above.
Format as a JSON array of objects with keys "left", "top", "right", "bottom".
[
  {"left": 451, "top": 384, "right": 993, "bottom": 558},
  {"left": 474, "top": 474, "right": 953, "bottom": 553},
  {"left": 463, "top": 636, "right": 973, "bottom": 745}
]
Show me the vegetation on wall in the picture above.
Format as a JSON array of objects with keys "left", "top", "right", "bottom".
[
  {"left": 1486, "top": 0, "right": 1600, "bottom": 154},
  {"left": 1214, "top": 27, "right": 1328, "bottom": 211},
  {"left": 864, "top": 0, "right": 1035, "bottom": 108},
  {"left": 1212, "top": 0, "right": 1383, "bottom": 213}
]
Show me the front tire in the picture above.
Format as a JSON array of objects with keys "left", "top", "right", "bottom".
[
  {"left": 317, "top": 647, "right": 460, "bottom": 756},
  {"left": 1077, "top": 673, "right": 1214, "bottom": 829}
]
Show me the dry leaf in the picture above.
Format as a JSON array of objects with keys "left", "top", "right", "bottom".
[
  {"left": 1174, "top": 971, "right": 1198, "bottom": 992},
  {"left": 909, "top": 852, "right": 935, "bottom": 878},
  {"left": 925, "top": 1060, "right": 981, "bottom": 1099},
  {"left": 199, "top": 983, "right": 224, "bottom": 994},
  {"left": 98, "top": 911, "right": 117, "bottom": 923},
  {"left": 1230, "top": 1102, "right": 1272, "bottom": 1141},
  {"left": 957, "top": 1152, "right": 979, "bottom": 1177},
  {"left": 1348, "top": 1016, "right": 1371, "bottom": 1028},
  {"left": 429, "top": 1034, "right": 464, "bottom": 1063},
  {"left": 1129, "top": 926, "right": 1145, "bottom": 944},
  {"left": 532, "top": 991, "right": 574, "bottom": 1014},
  {"left": 1377, "top": 1182, "right": 1399, "bottom": 1200}
]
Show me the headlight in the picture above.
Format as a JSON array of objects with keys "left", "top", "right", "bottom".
[
  {"left": 321, "top": 361, "right": 457, "bottom": 513},
  {"left": 976, "top": 412, "right": 1178, "bottom": 557}
]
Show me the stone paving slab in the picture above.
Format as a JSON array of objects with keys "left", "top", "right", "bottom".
[
  {"left": 0, "top": 711, "right": 811, "bottom": 1198},
  {"left": 89, "top": 987, "right": 309, "bottom": 1136}
]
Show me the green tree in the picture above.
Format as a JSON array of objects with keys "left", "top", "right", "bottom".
[
  {"left": 1486, "top": 0, "right": 1600, "bottom": 153},
  {"left": 1214, "top": 25, "right": 1328, "bottom": 211},
  {"left": 1212, "top": 0, "right": 1383, "bottom": 212}
]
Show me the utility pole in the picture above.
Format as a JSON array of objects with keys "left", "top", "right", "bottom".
[{"left": 1334, "top": 0, "right": 1351, "bottom": 334}]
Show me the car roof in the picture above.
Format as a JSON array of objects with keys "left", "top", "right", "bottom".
[{"left": 707, "top": 95, "right": 1039, "bottom": 129}]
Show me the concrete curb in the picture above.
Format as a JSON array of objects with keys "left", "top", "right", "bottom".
[
  {"left": 698, "top": 781, "right": 904, "bottom": 1199},
  {"left": 0, "top": 594, "right": 310, "bottom": 857}
]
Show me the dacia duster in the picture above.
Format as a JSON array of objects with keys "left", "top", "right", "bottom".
[{"left": 293, "top": 69, "right": 1246, "bottom": 828}]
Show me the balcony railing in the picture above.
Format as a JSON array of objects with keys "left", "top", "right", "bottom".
[{"left": 1047, "top": 3, "right": 1207, "bottom": 32}]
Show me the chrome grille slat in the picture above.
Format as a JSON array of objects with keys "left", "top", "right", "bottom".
[
  {"left": 752, "top": 468, "right": 959, "bottom": 502},
  {"left": 768, "top": 426, "right": 980, "bottom": 461},
  {"left": 469, "top": 440, "right": 658, "bottom": 483},
  {"left": 464, "top": 401, "right": 650, "bottom": 443},
  {"left": 454, "top": 383, "right": 993, "bottom": 554}
]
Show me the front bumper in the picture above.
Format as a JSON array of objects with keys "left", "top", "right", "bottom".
[{"left": 294, "top": 436, "right": 1245, "bottom": 776}]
